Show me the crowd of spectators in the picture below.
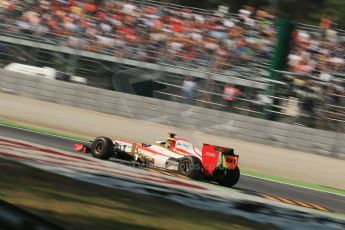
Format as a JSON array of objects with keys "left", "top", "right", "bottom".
[
  {"left": 283, "top": 17, "right": 345, "bottom": 129},
  {"left": 0, "top": 0, "right": 343, "bottom": 130},
  {"left": 287, "top": 19, "right": 344, "bottom": 88},
  {"left": 0, "top": 0, "right": 276, "bottom": 72},
  {"left": 288, "top": 27, "right": 345, "bottom": 76}
]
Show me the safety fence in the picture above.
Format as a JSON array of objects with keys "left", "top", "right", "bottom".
[
  {"left": 0, "top": 70, "right": 344, "bottom": 157},
  {"left": 153, "top": 70, "right": 345, "bottom": 132}
]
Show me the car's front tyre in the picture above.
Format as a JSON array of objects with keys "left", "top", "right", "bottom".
[{"left": 91, "top": 136, "right": 114, "bottom": 160}]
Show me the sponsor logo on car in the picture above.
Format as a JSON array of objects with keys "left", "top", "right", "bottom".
[{"left": 205, "top": 152, "right": 216, "bottom": 157}]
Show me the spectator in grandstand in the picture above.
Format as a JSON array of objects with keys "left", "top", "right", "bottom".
[
  {"left": 290, "top": 20, "right": 344, "bottom": 76},
  {"left": 253, "top": 91, "right": 271, "bottom": 113},
  {"left": 282, "top": 96, "right": 300, "bottom": 123},
  {"left": 238, "top": 5, "right": 253, "bottom": 24},
  {"left": 182, "top": 76, "right": 197, "bottom": 105},
  {"left": 320, "top": 15, "right": 332, "bottom": 32},
  {"left": 328, "top": 80, "right": 345, "bottom": 106},
  {"left": 295, "top": 79, "right": 321, "bottom": 127},
  {"left": 2, "top": 0, "right": 275, "bottom": 73},
  {"left": 223, "top": 83, "right": 241, "bottom": 112},
  {"left": 288, "top": 49, "right": 302, "bottom": 71},
  {"left": 329, "top": 53, "right": 345, "bottom": 72},
  {"left": 285, "top": 15, "right": 345, "bottom": 128},
  {"left": 319, "top": 71, "right": 333, "bottom": 82}
]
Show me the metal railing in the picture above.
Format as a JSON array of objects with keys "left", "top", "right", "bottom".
[
  {"left": 153, "top": 77, "right": 265, "bottom": 116},
  {"left": 153, "top": 69, "right": 344, "bottom": 132},
  {"left": 268, "top": 70, "right": 345, "bottom": 130}
]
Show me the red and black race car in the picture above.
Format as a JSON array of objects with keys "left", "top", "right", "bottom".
[{"left": 74, "top": 133, "right": 240, "bottom": 187}]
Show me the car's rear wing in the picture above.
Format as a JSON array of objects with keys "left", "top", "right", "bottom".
[{"left": 201, "top": 144, "right": 239, "bottom": 176}]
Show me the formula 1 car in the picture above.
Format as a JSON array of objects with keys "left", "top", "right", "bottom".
[{"left": 74, "top": 133, "right": 240, "bottom": 187}]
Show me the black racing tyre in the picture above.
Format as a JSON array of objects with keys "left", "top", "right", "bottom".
[
  {"left": 218, "top": 166, "right": 240, "bottom": 187},
  {"left": 178, "top": 156, "right": 202, "bottom": 179},
  {"left": 91, "top": 136, "right": 114, "bottom": 160}
]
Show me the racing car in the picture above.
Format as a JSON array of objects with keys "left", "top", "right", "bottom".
[{"left": 74, "top": 133, "right": 240, "bottom": 187}]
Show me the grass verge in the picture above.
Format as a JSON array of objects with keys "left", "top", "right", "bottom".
[
  {"left": 0, "top": 158, "right": 278, "bottom": 230},
  {"left": 1, "top": 117, "right": 344, "bottom": 197}
]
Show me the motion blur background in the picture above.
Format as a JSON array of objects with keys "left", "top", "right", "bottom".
[
  {"left": 0, "top": 0, "right": 344, "bottom": 132},
  {"left": 1, "top": 1, "right": 345, "bottom": 229}
]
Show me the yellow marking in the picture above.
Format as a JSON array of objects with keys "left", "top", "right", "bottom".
[
  {"left": 158, "top": 170, "right": 176, "bottom": 177},
  {"left": 276, "top": 197, "right": 297, "bottom": 205},
  {"left": 147, "top": 168, "right": 159, "bottom": 173},
  {"left": 146, "top": 167, "right": 191, "bottom": 180},
  {"left": 308, "top": 204, "right": 331, "bottom": 212},
  {"left": 261, "top": 194, "right": 332, "bottom": 212},
  {"left": 262, "top": 194, "right": 281, "bottom": 202},
  {"left": 294, "top": 201, "right": 314, "bottom": 209}
]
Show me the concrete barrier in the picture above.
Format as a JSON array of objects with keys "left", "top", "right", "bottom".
[{"left": 0, "top": 69, "right": 344, "bottom": 157}]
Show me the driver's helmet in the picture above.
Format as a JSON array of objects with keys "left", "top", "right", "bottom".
[{"left": 168, "top": 133, "right": 177, "bottom": 139}]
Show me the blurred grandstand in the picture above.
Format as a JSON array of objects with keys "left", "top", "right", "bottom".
[
  {"left": 0, "top": 0, "right": 344, "bottom": 132},
  {"left": 282, "top": 22, "right": 345, "bottom": 131}
]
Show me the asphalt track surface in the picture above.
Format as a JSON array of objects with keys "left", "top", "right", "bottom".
[{"left": 1, "top": 125, "right": 345, "bottom": 214}]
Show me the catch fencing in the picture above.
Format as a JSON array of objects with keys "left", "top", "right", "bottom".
[{"left": 0, "top": 70, "right": 344, "bottom": 158}]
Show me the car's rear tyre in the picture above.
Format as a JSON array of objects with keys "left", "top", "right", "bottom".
[
  {"left": 218, "top": 167, "right": 240, "bottom": 187},
  {"left": 91, "top": 136, "right": 114, "bottom": 160},
  {"left": 178, "top": 156, "right": 202, "bottom": 179}
]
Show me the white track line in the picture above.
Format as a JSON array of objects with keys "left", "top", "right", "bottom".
[
  {"left": 242, "top": 173, "right": 345, "bottom": 198},
  {"left": 0, "top": 123, "right": 89, "bottom": 142}
]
